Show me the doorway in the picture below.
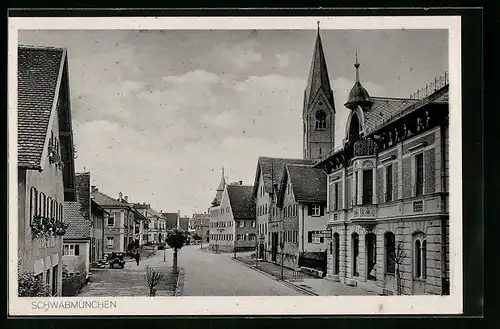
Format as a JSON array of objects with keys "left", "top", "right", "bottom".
[
  {"left": 366, "top": 233, "right": 377, "bottom": 281},
  {"left": 352, "top": 233, "right": 359, "bottom": 276},
  {"left": 333, "top": 233, "right": 340, "bottom": 274},
  {"left": 271, "top": 232, "right": 278, "bottom": 262}
]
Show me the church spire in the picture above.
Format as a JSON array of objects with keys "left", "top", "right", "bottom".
[{"left": 303, "top": 22, "right": 334, "bottom": 111}]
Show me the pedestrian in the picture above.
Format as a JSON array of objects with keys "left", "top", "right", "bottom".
[{"left": 135, "top": 250, "right": 141, "bottom": 266}]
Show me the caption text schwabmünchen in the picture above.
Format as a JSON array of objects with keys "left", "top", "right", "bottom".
[{"left": 31, "top": 300, "right": 117, "bottom": 310}]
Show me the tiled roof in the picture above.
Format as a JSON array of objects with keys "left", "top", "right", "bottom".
[
  {"left": 364, "top": 97, "right": 420, "bottom": 135},
  {"left": 75, "top": 172, "right": 90, "bottom": 221},
  {"left": 285, "top": 165, "right": 327, "bottom": 203},
  {"left": 227, "top": 185, "right": 256, "bottom": 220},
  {"left": 18, "top": 46, "right": 66, "bottom": 169},
  {"left": 63, "top": 202, "right": 91, "bottom": 239},
  {"left": 254, "top": 157, "right": 316, "bottom": 197},
  {"left": 162, "top": 212, "right": 179, "bottom": 229},
  {"left": 91, "top": 190, "right": 130, "bottom": 208}
]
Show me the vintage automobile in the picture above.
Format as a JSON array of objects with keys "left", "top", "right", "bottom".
[{"left": 109, "top": 252, "right": 126, "bottom": 269}]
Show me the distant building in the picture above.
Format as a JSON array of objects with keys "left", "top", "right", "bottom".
[
  {"left": 134, "top": 203, "right": 166, "bottom": 244},
  {"left": 17, "top": 46, "right": 77, "bottom": 296},
  {"left": 90, "top": 188, "right": 147, "bottom": 253},
  {"left": 276, "top": 164, "right": 328, "bottom": 271},
  {"left": 252, "top": 157, "right": 315, "bottom": 261},
  {"left": 161, "top": 212, "right": 179, "bottom": 230},
  {"left": 191, "top": 213, "right": 210, "bottom": 243},
  {"left": 209, "top": 181, "right": 256, "bottom": 252},
  {"left": 178, "top": 215, "right": 190, "bottom": 232}
]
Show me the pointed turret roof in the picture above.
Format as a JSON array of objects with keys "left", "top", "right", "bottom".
[
  {"left": 214, "top": 166, "right": 226, "bottom": 206},
  {"left": 304, "top": 23, "right": 334, "bottom": 111},
  {"left": 345, "top": 52, "right": 373, "bottom": 109}
]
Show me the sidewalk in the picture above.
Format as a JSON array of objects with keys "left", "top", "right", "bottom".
[{"left": 235, "top": 255, "right": 378, "bottom": 296}]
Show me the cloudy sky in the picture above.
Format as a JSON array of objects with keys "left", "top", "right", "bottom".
[{"left": 19, "top": 28, "right": 447, "bottom": 216}]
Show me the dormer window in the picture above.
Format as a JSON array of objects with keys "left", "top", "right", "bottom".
[{"left": 315, "top": 110, "right": 327, "bottom": 130}]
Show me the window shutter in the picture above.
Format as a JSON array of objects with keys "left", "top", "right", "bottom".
[
  {"left": 308, "top": 204, "right": 312, "bottom": 216},
  {"left": 320, "top": 204, "right": 325, "bottom": 216},
  {"left": 75, "top": 245, "right": 80, "bottom": 256}
]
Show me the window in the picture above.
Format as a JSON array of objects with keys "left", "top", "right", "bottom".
[
  {"left": 288, "top": 205, "right": 292, "bottom": 217},
  {"left": 366, "top": 233, "right": 377, "bottom": 280},
  {"left": 352, "top": 233, "right": 359, "bottom": 276},
  {"left": 385, "top": 232, "right": 396, "bottom": 274},
  {"left": 238, "top": 221, "right": 244, "bottom": 228},
  {"left": 264, "top": 204, "right": 267, "bottom": 214},
  {"left": 362, "top": 169, "right": 373, "bottom": 204},
  {"left": 108, "top": 214, "right": 115, "bottom": 227},
  {"left": 251, "top": 221, "right": 255, "bottom": 228},
  {"left": 63, "top": 244, "right": 80, "bottom": 256},
  {"left": 226, "top": 207, "right": 229, "bottom": 214},
  {"left": 29, "top": 187, "right": 38, "bottom": 224},
  {"left": 333, "top": 233, "right": 340, "bottom": 274},
  {"left": 385, "top": 164, "right": 393, "bottom": 202},
  {"left": 334, "top": 183, "right": 339, "bottom": 210},
  {"left": 354, "top": 172, "right": 359, "bottom": 205},
  {"left": 413, "top": 233, "right": 427, "bottom": 279},
  {"left": 107, "top": 237, "right": 114, "bottom": 247},
  {"left": 311, "top": 204, "right": 321, "bottom": 216},
  {"left": 415, "top": 153, "right": 424, "bottom": 196},
  {"left": 315, "top": 110, "right": 327, "bottom": 130}
]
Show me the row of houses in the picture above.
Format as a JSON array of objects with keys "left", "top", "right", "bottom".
[
  {"left": 16, "top": 45, "right": 184, "bottom": 296},
  {"left": 208, "top": 28, "right": 450, "bottom": 295}
]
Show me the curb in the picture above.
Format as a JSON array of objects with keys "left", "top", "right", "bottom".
[
  {"left": 233, "top": 258, "right": 317, "bottom": 296},
  {"left": 174, "top": 268, "right": 185, "bottom": 296}
]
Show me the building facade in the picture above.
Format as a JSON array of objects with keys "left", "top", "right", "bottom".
[
  {"left": 314, "top": 53, "right": 450, "bottom": 295},
  {"left": 17, "top": 46, "right": 77, "bottom": 296},
  {"left": 276, "top": 164, "right": 328, "bottom": 271},
  {"left": 62, "top": 202, "right": 90, "bottom": 278},
  {"left": 209, "top": 182, "right": 257, "bottom": 252},
  {"left": 191, "top": 212, "right": 210, "bottom": 243},
  {"left": 90, "top": 199, "right": 107, "bottom": 262}
]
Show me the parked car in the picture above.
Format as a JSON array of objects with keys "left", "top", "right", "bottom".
[
  {"left": 109, "top": 252, "right": 126, "bottom": 269},
  {"left": 157, "top": 242, "right": 166, "bottom": 250}
]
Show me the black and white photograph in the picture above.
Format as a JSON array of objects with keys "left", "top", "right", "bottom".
[{"left": 8, "top": 15, "right": 462, "bottom": 315}]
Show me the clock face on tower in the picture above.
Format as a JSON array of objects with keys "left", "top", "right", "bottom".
[{"left": 315, "top": 110, "right": 326, "bottom": 120}]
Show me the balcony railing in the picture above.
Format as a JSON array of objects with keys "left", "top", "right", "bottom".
[{"left": 353, "top": 138, "right": 377, "bottom": 157}]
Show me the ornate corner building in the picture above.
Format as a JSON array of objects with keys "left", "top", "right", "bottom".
[{"left": 312, "top": 38, "right": 450, "bottom": 295}]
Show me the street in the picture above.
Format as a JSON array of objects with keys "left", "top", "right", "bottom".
[{"left": 80, "top": 245, "right": 305, "bottom": 296}]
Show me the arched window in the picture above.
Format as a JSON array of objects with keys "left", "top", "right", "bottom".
[
  {"left": 413, "top": 233, "right": 427, "bottom": 279},
  {"left": 385, "top": 232, "right": 396, "bottom": 274},
  {"left": 315, "top": 110, "right": 327, "bottom": 130},
  {"left": 288, "top": 205, "right": 292, "bottom": 217},
  {"left": 348, "top": 112, "right": 361, "bottom": 142}
]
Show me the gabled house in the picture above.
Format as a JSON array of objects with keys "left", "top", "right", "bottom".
[
  {"left": 134, "top": 203, "right": 166, "bottom": 244},
  {"left": 17, "top": 46, "right": 77, "bottom": 296},
  {"left": 90, "top": 187, "right": 146, "bottom": 253},
  {"left": 252, "top": 157, "right": 315, "bottom": 261},
  {"left": 62, "top": 202, "right": 91, "bottom": 278},
  {"left": 276, "top": 164, "right": 328, "bottom": 271},
  {"left": 209, "top": 182, "right": 256, "bottom": 252}
]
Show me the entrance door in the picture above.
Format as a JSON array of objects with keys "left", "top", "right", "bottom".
[
  {"left": 366, "top": 233, "right": 377, "bottom": 280},
  {"left": 271, "top": 232, "right": 278, "bottom": 262}
]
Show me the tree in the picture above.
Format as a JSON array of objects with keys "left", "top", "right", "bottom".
[
  {"left": 192, "top": 233, "right": 201, "bottom": 241},
  {"left": 390, "top": 240, "right": 408, "bottom": 295},
  {"left": 144, "top": 266, "right": 164, "bottom": 297},
  {"left": 165, "top": 228, "right": 188, "bottom": 274},
  {"left": 18, "top": 272, "right": 51, "bottom": 297}
]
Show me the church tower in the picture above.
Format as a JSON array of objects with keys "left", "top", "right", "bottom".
[{"left": 303, "top": 23, "right": 336, "bottom": 160}]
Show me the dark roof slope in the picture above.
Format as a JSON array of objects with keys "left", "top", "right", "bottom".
[
  {"left": 63, "top": 202, "right": 91, "bottom": 239},
  {"left": 75, "top": 173, "right": 91, "bottom": 221},
  {"left": 227, "top": 185, "right": 256, "bottom": 220},
  {"left": 363, "top": 97, "right": 419, "bottom": 135},
  {"left": 254, "top": 157, "right": 316, "bottom": 197},
  {"left": 286, "top": 165, "right": 327, "bottom": 203},
  {"left": 91, "top": 190, "right": 129, "bottom": 208},
  {"left": 18, "top": 46, "right": 65, "bottom": 169},
  {"left": 162, "top": 212, "right": 179, "bottom": 229},
  {"left": 179, "top": 217, "right": 190, "bottom": 231}
]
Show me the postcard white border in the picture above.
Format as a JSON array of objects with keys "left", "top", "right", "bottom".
[{"left": 8, "top": 15, "right": 462, "bottom": 316}]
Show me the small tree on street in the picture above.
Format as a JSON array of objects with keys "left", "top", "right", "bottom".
[
  {"left": 144, "top": 266, "right": 164, "bottom": 297},
  {"left": 390, "top": 240, "right": 408, "bottom": 295},
  {"left": 192, "top": 233, "right": 201, "bottom": 241},
  {"left": 165, "top": 228, "right": 188, "bottom": 274}
]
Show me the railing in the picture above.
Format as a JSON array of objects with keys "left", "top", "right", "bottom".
[
  {"left": 353, "top": 138, "right": 377, "bottom": 156},
  {"left": 409, "top": 72, "right": 448, "bottom": 100}
]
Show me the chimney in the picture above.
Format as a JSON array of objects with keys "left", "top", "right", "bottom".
[
  {"left": 124, "top": 196, "right": 128, "bottom": 202},
  {"left": 118, "top": 192, "right": 123, "bottom": 201},
  {"left": 91, "top": 186, "right": 97, "bottom": 192},
  {"left": 239, "top": 180, "right": 243, "bottom": 185}
]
